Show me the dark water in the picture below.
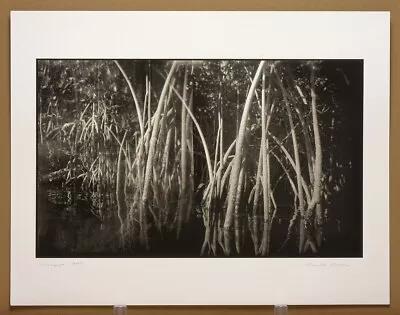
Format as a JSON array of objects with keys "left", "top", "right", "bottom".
[
  {"left": 37, "top": 183, "right": 206, "bottom": 258},
  {"left": 36, "top": 184, "right": 362, "bottom": 258}
]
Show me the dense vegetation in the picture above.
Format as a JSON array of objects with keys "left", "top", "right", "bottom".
[{"left": 36, "top": 59, "right": 363, "bottom": 257}]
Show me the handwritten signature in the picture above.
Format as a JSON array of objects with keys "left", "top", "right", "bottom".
[
  {"left": 306, "top": 262, "right": 350, "bottom": 268},
  {"left": 40, "top": 261, "right": 84, "bottom": 268}
]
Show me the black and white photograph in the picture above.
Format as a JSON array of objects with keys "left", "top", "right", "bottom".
[{"left": 36, "top": 59, "right": 363, "bottom": 258}]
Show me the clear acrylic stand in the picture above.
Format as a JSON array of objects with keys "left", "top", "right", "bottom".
[
  {"left": 274, "top": 304, "right": 288, "bottom": 315},
  {"left": 113, "top": 305, "right": 127, "bottom": 315}
]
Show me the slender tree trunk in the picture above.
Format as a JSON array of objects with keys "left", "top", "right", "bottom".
[
  {"left": 213, "top": 128, "right": 221, "bottom": 181},
  {"left": 268, "top": 131, "right": 311, "bottom": 205},
  {"left": 113, "top": 60, "right": 144, "bottom": 136},
  {"left": 185, "top": 90, "right": 194, "bottom": 222},
  {"left": 260, "top": 66, "right": 273, "bottom": 256},
  {"left": 38, "top": 88, "right": 44, "bottom": 143},
  {"left": 143, "top": 72, "right": 149, "bottom": 128},
  {"left": 161, "top": 127, "right": 173, "bottom": 219},
  {"left": 305, "top": 64, "right": 323, "bottom": 251},
  {"left": 295, "top": 85, "right": 315, "bottom": 184},
  {"left": 251, "top": 149, "right": 263, "bottom": 254},
  {"left": 266, "top": 135, "right": 272, "bottom": 251},
  {"left": 218, "top": 82, "right": 224, "bottom": 196},
  {"left": 234, "top": 164, "right": 245, "bottom": 254},
  {"left": 141, "top": 62, "right": 177, "bottom": 249},
  {"left": 116, "top": 131, "right": 128, "bottom": 242},
  {"left": 114, "top": 60, "right": 147, "bottom": 246},
  {"left": 236, "top": 89, "right": 240, "bottom": 137},
  {"left": 200, "top": 217, "right": 211, "bottom": 256},
  {"left": 223, "top": 61, "right": 265, "bottom": 255},
  {"left": 177, "top": 67, "right": 189, "bottom": 238},
  {"left": 309, "top": 64, "right": 323, "bottom": 209},
  {"left": 148, "top": 61, "right": 152, "bottom": 129},
  {"left": 167, "top": 82, "right": 213, "bottom": 181},
  {"left": 274, "top": 66, "right": 307, "bottom": 254},
  {"left": 271, "top": 150, "right": 299, "bottom": 251}
]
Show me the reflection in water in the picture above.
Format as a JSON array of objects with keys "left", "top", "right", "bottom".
[
  {"left": 37, "top": 185, "right": 209, "bottom": 257},
  {"left": 37, "top": 187, "right": 120, "bottom": 256},
  {"left": 36, "top": 184, "right": 309, "bottom": 258}
]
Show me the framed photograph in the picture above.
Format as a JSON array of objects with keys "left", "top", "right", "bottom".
[{"left": 10, "top": 11, "right": 390, "bottom": 306}]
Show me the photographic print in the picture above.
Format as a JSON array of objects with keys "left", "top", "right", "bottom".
[
  {"left": 11, "top": 11, "right": 389, "bottom": 306},
  {"left": 36, "top": 59, "right": 363, "bottom": 258}
]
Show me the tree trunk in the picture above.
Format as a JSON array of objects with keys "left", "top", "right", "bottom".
[
  {"left": 224, "top": 61, "right": 265, "bottom": 239},
  {"left": 223, "top": 62, "right": 265, "bottom": 256},
  {"left": 141, "top": 61, "right": 177, "bottom": 249},
  {"left": 186, "top": 90, "right": 195, "bottom": 222},
  {"left": 305, "top": 63, "right": 323, "bottom": 252},
  {"left": 260, "top": 66, "right": 273, "bottom": 256},
  {"left": 113, "top": 60, "right": 144, "bottom": 136},
  {"left": 177, "top": 67, "right": 189, "bottom": 239},
  {"left": 251, "top": 148, "right": 263, "bottom": 254},
  {"left": 116, "top": 131, "right": 128, "bottom": 239},
  {"left": 274, "top": 66, "right": 306, "bottom": 254},
  {"left": 234, "top": 165, "right": 245, "bottom": 254}
]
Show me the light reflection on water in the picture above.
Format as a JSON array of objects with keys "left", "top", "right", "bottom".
[{"left": 37, "top": 187, "right": 121, "bottom": 256}]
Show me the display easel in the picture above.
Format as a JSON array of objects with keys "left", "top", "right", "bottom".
[
  {"left": 113, "top": 305, "right": 289, "bottom": 315},
  {"left": 274, "top": 305, "right": 289, "bottom": 315},
  {"left": 113, "top": 305, "right": 127, "bottom": 315}
]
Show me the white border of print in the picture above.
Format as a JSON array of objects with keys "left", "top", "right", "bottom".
[{"left": 10, "top": 11, "right": 390, "bottom": 306}]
